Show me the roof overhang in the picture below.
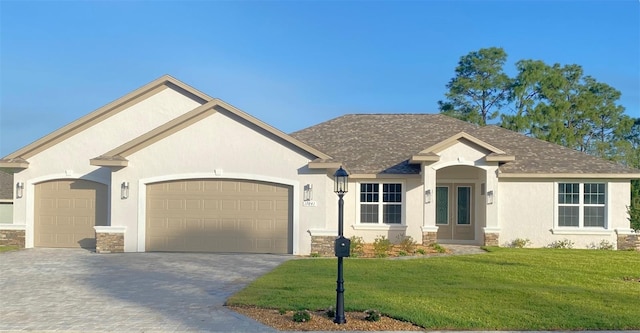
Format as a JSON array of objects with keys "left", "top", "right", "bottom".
[
  {"left": 308, "top": 161, "right": 343, "bottom": 169},
  {"left": 486, "top": 153, "right": 516, "bottom": 162},
  {"left": 0, "top": 158, "right": 29, "bottom": 171},
  {"left": 409, "top": 153, "right": 440, "bottom": 163},
  {"left": 90, "top": 156, "right": 129, "bottom": 167}
]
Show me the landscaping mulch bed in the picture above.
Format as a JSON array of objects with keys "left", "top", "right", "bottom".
[{"left": 229, "top": 306, "right": 423, "bottom": 331}]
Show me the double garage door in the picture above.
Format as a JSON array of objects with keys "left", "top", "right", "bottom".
[{"left": 146, "top": 179, "right": 293, "bottom": 254}]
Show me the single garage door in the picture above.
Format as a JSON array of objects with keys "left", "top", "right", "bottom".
[
  {"left": 35, "top": 179, "right": 108, "bottom": 248},
  {"left": 146, "top": 179, "right": 292, "bottom": 253}
]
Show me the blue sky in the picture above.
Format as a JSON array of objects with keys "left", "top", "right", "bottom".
[{"left": 1, "top": 0, "right": 638, "bottom": 157}]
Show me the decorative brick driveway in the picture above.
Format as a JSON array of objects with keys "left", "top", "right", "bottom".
[{"left": 0, "top": 249, "right": 291, "bottom": 332}]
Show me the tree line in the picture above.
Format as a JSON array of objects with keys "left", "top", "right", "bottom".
[{"left": 438, "top": 47, "right": 639, "bottom": 230}]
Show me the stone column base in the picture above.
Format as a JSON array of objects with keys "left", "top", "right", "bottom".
[
  {"left": 484, "top": 233, "right": 500, "bottom": 247},
  {"left": 94, "top": 226, "right": 126, "bottom": 253},
  {"left": 0, "top": 229, "right": 25, "bottom": 248},
  {"left": 422, "top": 232, "right": 437, "bottom": 245},
  {"left": 617, "top": 232, "right": 640, "bottom": 251},
  {"left": 311, "top": 236, "right": 335, "bottom": 257}
]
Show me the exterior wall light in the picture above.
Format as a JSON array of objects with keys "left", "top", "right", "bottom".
[
  {"left": 425, "top": 189, "right": 432, "bottom": 203},
  {"left": 121, "top": 181, "right": 130, "bottom": 199},
  {"left": 16, "top": 182, "right": 24, "bottom": 199},
  {"left": 487, "top": 190, "right": 494, "bottom": 205}
]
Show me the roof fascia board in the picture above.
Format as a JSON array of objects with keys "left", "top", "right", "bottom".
[
  {"left": 89, "top": 158, "right": 128, "bottom": 167},
  {"left": 409, "top": 154, "right": 440, "bottom": 163},
  {"left": 212, "top": 100, "right": 332, "bottom": 160},
  {"left": 498, "top": 173, "right": 640, "bottom": 179},
  {"left": 486, "top": 155, "right": 516, "bottom": 162},
  {"left": 308, "top": 162, "right": 343, "bottom": 169},
  {"left": 421, "top": 132, "right": 507, "bottom": 155},
  {"left": 0, "top": 159, "right": 29, "bottom": 170},
  {"left": 4, "top": 75, "right": 212, "bottom": 160}
]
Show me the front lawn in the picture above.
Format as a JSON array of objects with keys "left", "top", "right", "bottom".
[
  {"left": 0, "top": 245, "right": 19, "bottom": 253},
  {"left": 228, "top": 247, "right": 640, "bottom": 330}
]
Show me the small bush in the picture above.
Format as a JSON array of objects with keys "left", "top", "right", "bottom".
[
  {"left": 510, "top": 238, "right": 531, "bottom": 248},
  {"left": 278, "top": 308, "right": 287, "bottom": 315},
  {"left": 398, "top": 251, "right": 407, "bottom": 256},
  {"left": 292, "top": 310, "right": 311, "bottom": 322},
  {"left": 548, "top": 239, "right": 574, "bottom": 249},
  {"left": 325, "top": 306, "right": 335, "bottom": 318},
  {"left": 364, "top": 309, "right": 381, "bottom": 322},
  {"left": 416, "top": 248, "right": 426, "bottom": 255},
  {"left": 429, "top": 243, "right": 446, "bottom": 253},
  {"left": 588, "top": 239, "right": 615, "bottom": 250},
  {"left": 350, "top": 236, "right": 365, "bottom": 257},
  {"left": 309, "top": 252, "right": 321, "bottom": 257},
  {"left": 373, "top": 235, "right": 392, "bottom": 258},
  {"left": 396, "top": 235, "right": 417, "bottom": 253}
]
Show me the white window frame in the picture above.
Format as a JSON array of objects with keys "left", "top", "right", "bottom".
[
  {"left": 554, "top": 182, "right": 608, "bottom": 232},
  {"left": 356, "top": 181, "right": 405, "bottom": 226}
]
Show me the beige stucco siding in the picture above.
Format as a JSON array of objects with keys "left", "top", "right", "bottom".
[
  {"left": 498, "top": 179, "right": 631, "bottom": 248},
  {"left": 0, "top": 202, "right": 12, "bottom": 223},
  {"left": 11, "top": 88, "right": 204, "bottom": 248},
  {"left": 110, "top": 111, "right": 322, "bottom": 253}
]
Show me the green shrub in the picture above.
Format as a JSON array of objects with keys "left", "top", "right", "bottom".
[
  {"left": 509, "top": 238, "right": 531, "bottom": 248},
  {"left": 429, "top": 243, "right": 446, "bottom": 253},
  {"left": 350, "top": 236, "right": 365, "bottom": 257},
  {"left": 548, "top": 239, "right": 574, "bottom": 249},
  {"left": 588, "top": 240, "right": 614, "bottom": 250},
  {"left": 364, "top": 309, "right": 381, "bottom": 322},
  {"left": 373, "top": 235, "right": 392, "bottom": 258},
  {"left": 628, "top": 180, "right": 640, "bottom": 232},
  {"left": 325, "top": 306, "right": 335, "bottom": 318},
  {"left": 416, "top": 248, "right": 426, "bottom": 255},
  {"left": 396, "top": 235, "right": 417, "bottom": 253},
  {"left": 309, "top": 252, "right": 321, "bottom": 257},
  {"left": 292, "top": 310, "right": 311, "bottom": 322},
  {"left": 398, "top": 251, "right": 407, "bottom": 256},
  {"left": 278, "top": 308, "right": 287, "bottom": 315}
]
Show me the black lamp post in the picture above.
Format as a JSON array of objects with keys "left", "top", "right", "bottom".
[{"left": 333, "top": 166, "right": 349, "bottom": 324}]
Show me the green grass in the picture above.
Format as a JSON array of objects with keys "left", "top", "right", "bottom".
[
  {"left": 228, "top": 247, "right": 640, "bottom": 330},
  {"left": 0, "top": 245, "right": 19, "bottom": 253}
]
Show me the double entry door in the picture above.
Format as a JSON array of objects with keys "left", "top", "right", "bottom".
[{"left": 435, "top": 184, "right": 475, "bottom": 241}]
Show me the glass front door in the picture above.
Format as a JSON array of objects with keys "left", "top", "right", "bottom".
[{"left": 435, "top": 184, "right": 474, "bottom": 241}]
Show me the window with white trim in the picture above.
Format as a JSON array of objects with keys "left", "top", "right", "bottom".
[
  {"left": 359, "top": 183, "right": 402, "bottom": 224},
  {"left": 557, "top": 183, "right": 606, "bottom": 228}
]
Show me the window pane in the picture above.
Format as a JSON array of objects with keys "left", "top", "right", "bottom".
[
  {"left": 436, "top": 187, "right": 449, "bottom": 225},
  {"left": 360, "top": 204, "right": 379, "bottom": 223},
  {"left": 584, "top": 206, "right": 605, "bottom": 227},
  {"left": 558, "top": 183, "right": 579, "bottom": 204},
  {"left": 584, "top": 183, "right": 605, "bottom": 205},
  {"left": 558, "top": 206, "right": 579, "bottom": 227},
  {"left": 361, "top": 184, "right": 378, "bottom": 203},
  {"left": 383, "top": 204, "right": 402, "bottom": 224},
  {"left": 457, "top": 187, "right": 471, "bottom": 225},
  {"left": 383, "top": 183, "right": 402, "bottom": 203}
]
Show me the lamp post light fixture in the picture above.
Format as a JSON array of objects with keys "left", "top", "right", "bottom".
[{"left": 333, "top": 166, "right": 349, "bottom": 324}]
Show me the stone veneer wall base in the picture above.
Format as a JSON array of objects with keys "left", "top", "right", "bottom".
[
  {"left": 484, "top": 232, "right": 500, "bottom": 247},
  {"left": 0, "top": 230, "right": 25, "bottom": 248},
  {"left": 422, "top": 231, "right": 437, "bottom": 245},
  {"left": 311, "top": 236, "right": 335, "bottom": 257},
  {"left": 617, "top": 233, "right": 640, "bottom": 251}
]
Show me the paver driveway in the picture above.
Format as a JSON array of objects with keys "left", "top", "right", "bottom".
[{"left": 0, "top": 248, "right": 291, "bottom": 332}]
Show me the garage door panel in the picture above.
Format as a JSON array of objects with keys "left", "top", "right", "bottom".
[{"left": 146, "top": 179, "right": 292, "bottom": 253}]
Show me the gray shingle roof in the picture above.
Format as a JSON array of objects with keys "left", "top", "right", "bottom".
[
  {"left": 0, "top": 170, "right": 13, "bottom": 200},
  {"left": 290, "top": 114, "right": 639, "bottom": 176}
]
